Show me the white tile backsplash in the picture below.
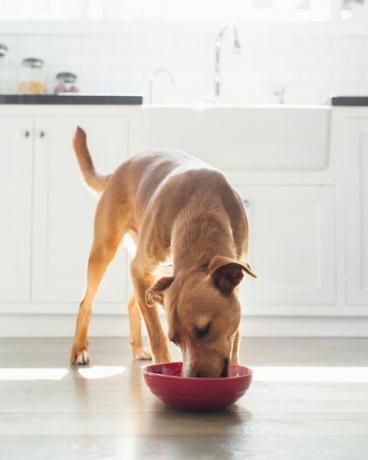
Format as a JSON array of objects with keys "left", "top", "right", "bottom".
[
  {"left": 0, "top": 22, "right": 367, "bottom": 103},
  {"left": 347, "top": 52, "right": 366, "bottom": 67}
]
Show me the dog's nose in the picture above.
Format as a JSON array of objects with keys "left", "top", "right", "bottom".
[{"left": 220, "top": 358, "right": 229, "bottom": 377}]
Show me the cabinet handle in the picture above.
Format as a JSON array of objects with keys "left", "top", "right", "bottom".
[
  {"left": 24, "top": 130, "right": 31, "bottom": 138},
  {"left": 243, "top": 199, "right": 250, "bottom": 208},
  {"left": 39, "top": 131, "right": 46, "bottom": 138}
]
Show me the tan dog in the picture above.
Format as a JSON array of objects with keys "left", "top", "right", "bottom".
[{"left": 71, "top": 127, "right": 256, "bottom": 377}]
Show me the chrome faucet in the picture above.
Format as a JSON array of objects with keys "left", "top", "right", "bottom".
[
  {"left": 273, "top": 86, "right": 286, "bottom": 105},
  {"left": 214, "top": 25, "right": 241, "bottom": 99},
  {"left": 148, "top": 67, "right": 175, "bottom": 104}
]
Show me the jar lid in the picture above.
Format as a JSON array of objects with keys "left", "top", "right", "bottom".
[
  {"left": 0, "top": 43, "right": 8, "bottom": 57},
  {"left": 56, "top": 72, "right": 77, "bottom": 83},
  {"left": 22, "top": 57, "right": 44, "bottom": 69}
]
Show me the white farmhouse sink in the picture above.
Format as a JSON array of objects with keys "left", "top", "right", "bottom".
[{"left": 130, "top": 106, "right": 330, "bottom": 171}]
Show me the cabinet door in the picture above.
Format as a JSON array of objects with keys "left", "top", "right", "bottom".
[
  {"left": 237, "top": 185, "right": 335, "bottom": 306},
  {"left": 32, "top": 116, "right": 130, "bottom": 307},
  {"left": 342, "top": 118, "right": 368, "bottom": 305},
  {"left": 0, "top": 117, "right": 33, "bottom": 302}
]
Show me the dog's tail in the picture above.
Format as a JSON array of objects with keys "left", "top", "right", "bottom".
[{"left": 73, "top": 126, "right": 111, "bottom": 194}]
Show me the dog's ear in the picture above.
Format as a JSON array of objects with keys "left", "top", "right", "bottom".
[
  {"left": 145, "top": 276, "right": 174, "bottom": 307},
  {"left": 209, "top": 255, "right": 257, "bottom": 295}
]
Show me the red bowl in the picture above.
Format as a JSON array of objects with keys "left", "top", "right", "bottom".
[{"left": 143, "top": 362, "right": 253, "bottom": 410}]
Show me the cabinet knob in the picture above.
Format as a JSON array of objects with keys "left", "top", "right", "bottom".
[
  {"left": 242, "top": 199, "right": 250, "bottom": 208},
  {"left": 24, "top": 130, "right": 30, "bottom": 138},
  {"left": 39, "top": 131, "right": 46, "bottom": 138}
]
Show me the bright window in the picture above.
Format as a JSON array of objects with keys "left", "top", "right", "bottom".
[{"left": 0, "top": 0, "right": 363, "bottom": 22}]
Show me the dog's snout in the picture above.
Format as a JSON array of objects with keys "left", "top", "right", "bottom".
[{"left": 188, "top": 358, "right": 230, "bottom": 378}]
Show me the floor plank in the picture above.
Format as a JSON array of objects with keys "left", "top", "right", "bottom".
[{"left": 1, "top": 435, "right": 367, "bottom": 460}]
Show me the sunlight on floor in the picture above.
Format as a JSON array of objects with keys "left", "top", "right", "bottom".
[
  {"left": 0, "top": 366, "right": 126, "bottom": 381},
  {"left": 253, "top": 366, "right": 368, "bottom": 383},
  {"left": 78, "top": 366, "right": 126, "bottom": 379},
  {"left": 0, "top": 368, "right": 69, "bottom": 381}
]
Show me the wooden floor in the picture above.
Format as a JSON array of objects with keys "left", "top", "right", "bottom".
[{"left": 0, "top": 337, "right": 367, "bottom": 460}]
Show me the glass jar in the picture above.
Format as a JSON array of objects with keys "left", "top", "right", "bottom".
[
  {"left": 18, "top": 57, "right": 47, "bottom": 95},
  {"left": 54, "top": 72, "right": 79, "bottom": 94},
  {"left": 0, "top": 44, "right": 9, "bottom": 94},
  {"left": 340, "top": 0, "right": 366, "bottom": 20}
]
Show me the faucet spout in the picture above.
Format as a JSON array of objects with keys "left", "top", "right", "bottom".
[
  {"left": 149, "top": 67, "right": 175, "bottom": 104},
  {"left": 214, "top": 25, "right": 242, "bottom": 99}
]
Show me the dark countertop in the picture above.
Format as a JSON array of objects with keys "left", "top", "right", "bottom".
[
  {"left": 0, "top": 94, "right": 143, "bottom": 105},
  {"left": 331, "top": 96, "right": 368, "bottom": 106}
]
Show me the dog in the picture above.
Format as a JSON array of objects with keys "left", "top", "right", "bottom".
[{"left": 70, "top": 127, "right": 256, "bottom": 377}]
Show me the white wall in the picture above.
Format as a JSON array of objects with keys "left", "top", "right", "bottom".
[{"left": 1, "top": 21, "right": 368, "bottom": 104}]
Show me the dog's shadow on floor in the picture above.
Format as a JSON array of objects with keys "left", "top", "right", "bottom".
[
  {"left": 142, "top": 406, "right": 253, "bottom": 457},
  {"left": 148, "top": 404, "right": 252, "bottom": 430}
]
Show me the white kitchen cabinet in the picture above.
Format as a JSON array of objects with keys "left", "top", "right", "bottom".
[
  {"left": 2, "top": 104, "right": 367, "bottom": 338},
  {"left": 339, "top": 116, "right": 368, "bottom": 305},
  {"left": 0, "top": 117, "right": 33, "bottom": 302},
  {"left": 32, "top": 116, "right": 131, "bottom": 305},
  {"left": 237, "top": 185, "right": 336, "bottom": 306}
]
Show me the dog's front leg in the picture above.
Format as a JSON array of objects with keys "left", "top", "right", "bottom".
[
  {"left": 128, "top": 296, "right": 151, "bottom": 360},
  {"left": 230, "top": 328, "right": 241, "bottom": 365},
  {"left": 131, "top": 262, "right": 172, "bottom": 364}
]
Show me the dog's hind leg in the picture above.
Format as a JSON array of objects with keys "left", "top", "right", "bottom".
[
  {"left": 71, "top": 193, "right": 129, "bottom": 365},
  {"left": 128, "top": 296, "right": 151, "bottom": 360}
]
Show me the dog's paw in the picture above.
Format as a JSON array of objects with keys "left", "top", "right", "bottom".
[
  {"left": 71, "top": 348, "right": 90, "bottom": 366},
  {"left": 133, "top": 348, "right": 152, "bottom": 361}
]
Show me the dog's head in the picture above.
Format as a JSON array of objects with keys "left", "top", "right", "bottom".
[{"left": 146, "top": 255, "right": 256, "bottom": 377}]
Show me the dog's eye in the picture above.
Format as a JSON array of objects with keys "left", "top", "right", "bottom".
[{"left": 194, "top": 322, "right": 211, "bottom": 339}]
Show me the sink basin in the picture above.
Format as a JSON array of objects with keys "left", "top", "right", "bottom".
[{"left": 130, "top": 106, "right": 330, "bottom": 171}]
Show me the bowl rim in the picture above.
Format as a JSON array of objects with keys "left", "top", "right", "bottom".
[{"left": 143, "top": 361, "right": 253, "bottom": 382}]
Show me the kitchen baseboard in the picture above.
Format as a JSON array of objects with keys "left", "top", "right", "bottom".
[{"left": 0, "top": 314, "right": 367, "bottom": 337}]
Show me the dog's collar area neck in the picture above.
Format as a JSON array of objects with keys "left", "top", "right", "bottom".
[
  {"left": 172, "top": 263, "right": 209, "bottom": 276},
  {"left": 173, "top": 254, "right": 237, "bottom": 276}
]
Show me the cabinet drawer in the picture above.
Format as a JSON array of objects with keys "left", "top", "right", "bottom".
[{"left": 236, "top": 185, "right": 336, "bottom": 306}]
